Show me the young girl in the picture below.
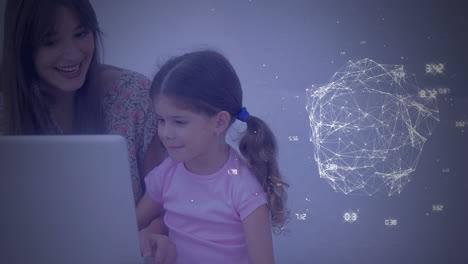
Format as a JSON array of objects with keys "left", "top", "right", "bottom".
[{"left": 137, "top": 50, "right": 289, "bottom": 264}]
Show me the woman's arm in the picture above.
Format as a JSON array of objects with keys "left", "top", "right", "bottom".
[
  {"left": 242, "top": 204, "right": 275, "bottom": 264},
  {"left": 136, "top": 192, "right": 164, "bottom": 231}
]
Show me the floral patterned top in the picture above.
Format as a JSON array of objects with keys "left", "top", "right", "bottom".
[{"left": 102, "top": 69, "right": 158, "bottom": 204}]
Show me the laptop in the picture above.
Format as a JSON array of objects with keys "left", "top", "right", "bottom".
[{"left": 0, "top": 135, "right": 154, "bottom": 264}]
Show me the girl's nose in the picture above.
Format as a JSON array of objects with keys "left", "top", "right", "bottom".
[{"left": 159, "top": 125, "right": 175, "bottom": 140}]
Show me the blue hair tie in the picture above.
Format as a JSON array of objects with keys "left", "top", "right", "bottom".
[{"left": 236, "top": 107, "right": 249, "bottom": 122}]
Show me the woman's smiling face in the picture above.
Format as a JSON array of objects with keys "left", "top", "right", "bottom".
[{"left": 33, "top": 6, "right": 95, "bottom": 94}]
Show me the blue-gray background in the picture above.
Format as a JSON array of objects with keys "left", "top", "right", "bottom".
[{"left": 2, "top": 0, "right": 467, "bottom": 263}]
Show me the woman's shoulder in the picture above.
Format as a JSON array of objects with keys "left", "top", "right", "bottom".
[{"left": 99, "top": 64, "right": 151, "bottom": 98}]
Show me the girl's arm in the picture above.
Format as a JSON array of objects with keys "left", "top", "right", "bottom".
[
  {"left": 242, "top": 204, "right": 275, "bottom": 264},
  {"left": 137, "top": 194, "right": 176, "bottom": 262},
  {"left": 136, "top": 192, "right": 164, "bottom": 231}
]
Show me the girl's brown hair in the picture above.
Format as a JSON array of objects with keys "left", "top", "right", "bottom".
[
  {"left": 1, "top": 0, "right": 105, "bottom": 134},
  {"left": 150, "top": 50, "right": 289, "bottom": 233}
]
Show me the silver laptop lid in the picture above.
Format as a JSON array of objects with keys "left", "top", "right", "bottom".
[{"left": 0, "top": 135, "right": 143, "bottom": 264}]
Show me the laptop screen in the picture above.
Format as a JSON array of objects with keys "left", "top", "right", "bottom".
[{"left": 0, "top": 135, "right": 144, "bottom": 264}]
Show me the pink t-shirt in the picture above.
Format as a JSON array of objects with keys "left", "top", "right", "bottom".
[{"left": 145, "top": 146, "right": 267, "bottom": 264}]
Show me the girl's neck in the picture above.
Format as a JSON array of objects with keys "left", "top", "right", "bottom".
[{"left": 183, "top": 141, "right": 230, "bottom": 176}]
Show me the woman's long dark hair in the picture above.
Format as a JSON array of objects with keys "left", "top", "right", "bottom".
[
  {"left": 150, "top": 50, "right": 289, "bottom": 233},
  {"left": 1, "top": 0, "right": 105, "bottom": 134}
]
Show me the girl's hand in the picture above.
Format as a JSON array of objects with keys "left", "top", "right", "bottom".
[{"left": 139, "top": 228, "right": 177, "bottom": 264}]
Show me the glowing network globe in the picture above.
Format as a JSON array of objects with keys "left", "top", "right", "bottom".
[{"left": 306, "top": 58, "right": 439, "bottom": 196}]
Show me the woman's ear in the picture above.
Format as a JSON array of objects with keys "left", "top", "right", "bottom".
[{"left": 214, "top": 111, "right": 232, "bottom": 134}]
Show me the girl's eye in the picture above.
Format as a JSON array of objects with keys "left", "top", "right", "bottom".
[{"left": 175, "top": 120, "right": 187, "bottom": 125}]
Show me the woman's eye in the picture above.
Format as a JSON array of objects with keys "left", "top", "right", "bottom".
[
  {"left": 175, "top": 120, "right": 187, "bottom": 125},
  {"left": 75, "top": 31, "right": 90, "bottom": 39},
  {"left": 42, "top": 39, "right": 57, "bottom": 47}
]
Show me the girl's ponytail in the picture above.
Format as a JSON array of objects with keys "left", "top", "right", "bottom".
[{"left": 237, "top": 111, "right": 289, "bottom": 233}]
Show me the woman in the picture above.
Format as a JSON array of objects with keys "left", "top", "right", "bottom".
[{"left": 0, "top": 0, "right": 175, "bottom": 263}]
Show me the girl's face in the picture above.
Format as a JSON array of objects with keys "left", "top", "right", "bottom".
[
  {"left": 33, "top": 7, "right": 94, "bottom": 94},
  {"left": 154, "top": 95, "right": 219, "bottom": 165}
]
